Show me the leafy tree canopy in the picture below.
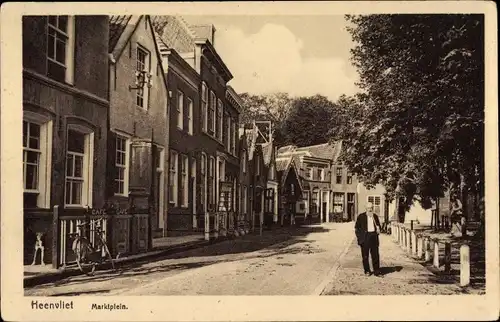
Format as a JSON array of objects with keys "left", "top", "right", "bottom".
[{"left": 330, "top": 14, "right": 484, "bottom": 212}]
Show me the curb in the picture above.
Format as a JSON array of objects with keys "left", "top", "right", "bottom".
[
  {"left": 313, "top": 234, "right": 356, "bottom": 296},
  {"left": 24, "top": 238, "right": 221, "bottom": 288}
]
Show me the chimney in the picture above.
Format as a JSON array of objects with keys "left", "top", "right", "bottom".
[{"left": 192, "top": 24, "right": 216, "bottom": 46}]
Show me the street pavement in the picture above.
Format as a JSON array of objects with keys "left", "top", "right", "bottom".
[
  {"left": 322, "top": 232, "right": 486, "bottom": 295},
  {"left": 25, "top": 222, "right": 355, "bottom": 296}
]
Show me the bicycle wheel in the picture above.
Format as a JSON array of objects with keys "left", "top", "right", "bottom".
[
  {"left": 101, "top": 242, "right": 115, "bottom": 270},
  {"left": 73, "top": 239, "right": 96, "bottom": 276}
]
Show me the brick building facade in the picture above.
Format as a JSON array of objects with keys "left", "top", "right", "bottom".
[
  {"left": 153, "top": 17, "right": 240, "bottom": 232},
  {"left": 22, "top": 15, "right": 110, "bottom": 264},
  {"left": 107, "top": 15, "right": 170, "bottom": 238}
]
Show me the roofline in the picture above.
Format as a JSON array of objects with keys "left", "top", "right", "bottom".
[
  {"left": 294, "top": 142, "right": 331, "bottom": 151},
  {"left": 302, "top": 155, "right": 333, "bottom": 163},
  {"left": 160, "top": 47, "right": 201, "bottom": 83},
  {"left": 195, "top": 39, "right": 233, "bottom": 82},
  {"left": 110, "top": 15, "right": 143, "bottom": 61},
  {"left": 148, "top": 17, "right": 170, "bottom": 102},
  {"left": 226, "top": 86, "right": 243, "bottom": 113}
]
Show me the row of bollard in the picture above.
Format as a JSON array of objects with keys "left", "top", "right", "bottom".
[{"left": 391, "top": 222, "right": 470, "bottom": 287}]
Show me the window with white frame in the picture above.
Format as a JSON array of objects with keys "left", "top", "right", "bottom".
[
  {"left": 336, "top": 167, "right": 343, "bottom": 184},
  {"left": 187, "top": 97, "right": 193, "bottom": 135},
  {"left": 177, "top": 91, "right": 184, "bottom": 130},
  {"left": 23, "top": 114, "right": 53, "bottom": 208},
  {"left": 23, "top": 121, "right": 42, "bottom": 208},
  {"left": 136, "top": 46, "right": 150, "bottom": 108},
  {"left": 219, "top": 159, "right": 225, "bottom": 181},
  {"left": 217, "top": 99, "right": 223, "bottom": 141},
  {"left": 209, "top": 91, "right": 216, "bottom": 134},
  {"left": 305, "top": 167, "right": 312, "bottom": 179},
  {"left": 334, "top": 193, "right": 344, "bottom": 213},
  {"left": 47, "top": 15, "right": 75, "bottom": 84},
  {"left": 346, "top": 171, "right": 353, "bottom": 184},
  {"left": 23, "top": 122, "right": 41, "bottom": 193},
  {"left": 180, "top": 155, "right": 188, "bottom": 207},
  {"left": 368, "top": 195, "right": 381, "bottom": 214},
  {"left": 169, "top": 150, "right": 178, "bottom": 205},
  {"left": 201, "top": 82, "right": 208, "bottom": 132},
  {"left": 65, "top": 128, "right": 93, "bottom": 207},
  {"left": 317, "top": 168, "right": 324, "bottom": 181},
  {"left": 115, "top": 134, "right": 130, "bottom": 196}
]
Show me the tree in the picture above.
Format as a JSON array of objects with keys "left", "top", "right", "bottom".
[
  {"left": 282, "top": 95, "right": 338, "bottom": 147},
  {"left": 330, "top": 14, "right": 484, "bottom": 220},
  {"left": 239, "top": 92, "right": 293, "bottom": 147}
]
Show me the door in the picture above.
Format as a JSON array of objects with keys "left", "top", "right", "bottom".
[{"left": 322, "top": 202, "right": 327, "bottom": 222}]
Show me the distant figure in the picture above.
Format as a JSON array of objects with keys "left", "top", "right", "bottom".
[
  {"left": 450, "top": 196, "right": 464, "bottom": 237},
  {"left": 355, "top": 202, "right": 383, "bottom": 276}
]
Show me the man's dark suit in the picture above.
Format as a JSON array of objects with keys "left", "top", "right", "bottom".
[{"left": 355, "top": 212, "right": 382, "bottom": 274}]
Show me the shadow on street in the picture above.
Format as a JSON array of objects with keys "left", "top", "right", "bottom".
[
  {"left": 378, "top": 266, "right": 403, "bottom": 276},
  {"left": 44, "top": 224, "right": 342, "bottom": 289}
]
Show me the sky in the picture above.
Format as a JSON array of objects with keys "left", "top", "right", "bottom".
[{"left": 183, "top": 15, "right": 360, "bottom": 101}]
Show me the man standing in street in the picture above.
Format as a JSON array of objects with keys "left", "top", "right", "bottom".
[{"left": 355, "top": 202, "right": 382, "bottom": 276}]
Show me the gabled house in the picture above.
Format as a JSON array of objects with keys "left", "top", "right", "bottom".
[
  {"left": 262, "top": 141, "right": 279, "bottom": 228},
  {"left": 330, "top": 141, "right": 360, "bottom": 222},
  {"left": 107, "top": 15, "right": 170, "bottom": 241},
  {"left": 276, "top": 142, "right": 341, "bottom": 224},
  {"left": 243, "top": 123, "right": 267, "bottom": 232},
  {"left": 237, "top": 128, "right": 251, "bottom": 233},
  {"left": 276, "top": 156, "right": 303, "bottom": 226}
]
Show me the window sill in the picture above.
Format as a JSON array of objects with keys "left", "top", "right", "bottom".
[
  {"left": 64, "top": 204, "right": 88, "bottom": 209},
  {"left": 136, "top": 105, "right": 149, "bottom": 112},
  {"left": 114, "top": 193, "right": 129, "bottom": 198}
]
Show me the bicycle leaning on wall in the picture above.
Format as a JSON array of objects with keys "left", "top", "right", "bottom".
[{"left": 69, "top": 217, "right": 115, "bottom": 275}]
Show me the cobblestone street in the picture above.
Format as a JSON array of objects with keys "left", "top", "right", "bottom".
[{"left": 25, "top": 223, "right": 354, "bottom": 296}]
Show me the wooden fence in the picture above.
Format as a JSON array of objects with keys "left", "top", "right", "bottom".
[
  {"left": 391, "top": 222, "right": 471, "bottom": 287},
  {"left": 48, "top": 205, "right": 152, "bottom": 269}
]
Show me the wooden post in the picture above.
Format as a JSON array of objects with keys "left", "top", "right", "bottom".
[
  {"left": 444, "top": 242, "right": 451, "bottom": 273},
  {"left": 410, "top": 230, "right": 415, "bottom": 255},
  {"left": 51, "top": 205, "right": 60, "bottom": 269},
  {"left": 403, "top": 227, "right": 408, "bottom": 250},
  {"left": 424, "top": 237, "right": 431, "bottom": 262},
  {"left": 417, "top": 234, "right": 424, "bottom": 259},
  {"left": 460, "top": 245, "right": 470, "bottom": 287},
  {"left": 406, "top": 229, "right": 411, "bottom": 253},
  {"left": 433, "top": 240, "right": 440, "bottom": 268},
  {"left": 411, "top": 220, "right": 414, "bottom": 231},
  {"left": 204, "top": 212, "right": 209, "bottom": 241}
]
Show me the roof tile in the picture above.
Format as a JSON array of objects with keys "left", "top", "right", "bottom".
[{"left": 109, "top": 15, "right": 132, "bottom": 51}]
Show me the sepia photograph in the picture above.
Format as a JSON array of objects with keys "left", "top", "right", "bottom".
[{"left": 1, "top": 1, "right": 498, "bottom": 321}]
